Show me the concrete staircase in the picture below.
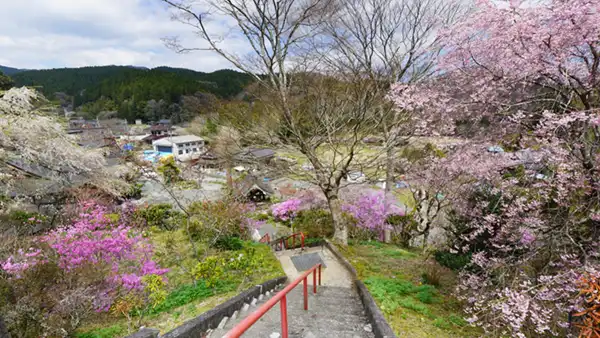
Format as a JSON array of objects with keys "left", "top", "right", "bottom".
[
  {"left": 206, "top": 246, "right": 375, "bottom": 338},
  {"left": 207, "top": 285, "right": 374, "bottom": 338}
]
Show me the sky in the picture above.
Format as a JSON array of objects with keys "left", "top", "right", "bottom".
[{"left": 0, "top": 0, "right": 248, "bottom": 71}]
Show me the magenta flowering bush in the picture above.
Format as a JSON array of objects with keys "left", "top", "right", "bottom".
[
  {"left": 271, "top": 198, "right": 302, "bottom": 222},
  {"left": 1, "top": 201, "right": 168, "bottom": 312},
  {"left": 342, "top": 190, "right": 405, "bottom": 234}
]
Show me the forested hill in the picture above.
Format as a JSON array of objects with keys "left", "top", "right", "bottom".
[
  {"left": 10, "top": 65, "right": 254, "bottom": 122},
  {"left": 0, "top": 65, "right": 27, "bottom": 76}
]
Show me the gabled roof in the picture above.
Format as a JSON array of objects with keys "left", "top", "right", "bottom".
[{"left": 237, "top": 175, "right": 275, "bottom": 195}]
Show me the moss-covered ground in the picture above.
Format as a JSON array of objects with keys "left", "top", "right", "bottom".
[{"left": 340, "top": 241, "right": 481, "bottom": 338}]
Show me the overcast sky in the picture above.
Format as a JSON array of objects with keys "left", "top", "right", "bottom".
[{"left": 0, "top": 0, "right": 246, "bottom": 71}]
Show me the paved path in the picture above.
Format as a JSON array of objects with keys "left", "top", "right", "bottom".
[
  {"left": 276, "top": 246, "right": 354, "bottom": 288},
  {"left": 208, "top": 246, "right": 371, "bottom": 338}
]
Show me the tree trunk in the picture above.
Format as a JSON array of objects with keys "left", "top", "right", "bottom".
[
  {"left": 327, "top": 193, "right": 348, "bottom": 245},
  {"left": 383, "top": 145, "right": 394, "bottom": 243},
  {"left": 226, "top": 161, "right": 233, "bottom": 191}
]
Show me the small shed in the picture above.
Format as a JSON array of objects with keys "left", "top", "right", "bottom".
[{"left": 237, "top": 175, "right": 274, "bottom": 202}]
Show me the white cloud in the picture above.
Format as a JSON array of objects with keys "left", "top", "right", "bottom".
[{"left": 0, "top": 0, "right": 249, "bottom": 71}]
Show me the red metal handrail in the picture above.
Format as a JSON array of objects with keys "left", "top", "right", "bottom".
[
  {"left": 223, "top": 263, "right": 322, "bottom": 338},
  {"left": 272, "top": 232, "right": 305, "bottom": 251}
]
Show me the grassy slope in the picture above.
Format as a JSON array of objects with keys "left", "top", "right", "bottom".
[
  {"left": 77, "top": 229, "right": 284, "bottom": 337},
  {"left": 340, "top": 242, "right": 481, "bottom": 338}
]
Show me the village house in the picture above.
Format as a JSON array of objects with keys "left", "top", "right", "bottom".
[
  {"left": 152, "top": 135, "right": 206, "bottom": 161},
  {"left": 150, "top": 124, "right": 173, "bottom": 137}
]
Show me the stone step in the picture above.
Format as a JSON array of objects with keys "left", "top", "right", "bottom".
[{"left": 207, "top": 286, "right": 373, "bottom": 338}]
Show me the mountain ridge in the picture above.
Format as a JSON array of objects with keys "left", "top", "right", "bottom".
[{"left": 0, "top": 65, "right": 29, "bottom": 76}]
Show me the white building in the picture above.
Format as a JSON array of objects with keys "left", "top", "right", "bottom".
[{"left": 152, "top": 135, "right": 206, "bottom": 161}]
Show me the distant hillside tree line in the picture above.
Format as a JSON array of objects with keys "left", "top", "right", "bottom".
[{"left": 11, "top": 66, "right": 253, "bottom": 122}]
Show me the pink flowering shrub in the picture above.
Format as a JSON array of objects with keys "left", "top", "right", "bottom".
[
  {"left": 342, "top": 190, "right": 405, "bottom": 240},
  {"left": 271, "top": 198, "right": 302, "bottom": 222},
  {"left": 0, "top": 201, "right": 167, "bottom": 336}
]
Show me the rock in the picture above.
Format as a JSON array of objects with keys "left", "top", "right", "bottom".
[
  {"left": 242, "top": 303, "right": 250, "bottom": 312},
  {"left": 363, "top": 324, "right": 372, "bottom": 332},
  {"left": 269, "top": 333, "right": 281, "bottom": 338}
]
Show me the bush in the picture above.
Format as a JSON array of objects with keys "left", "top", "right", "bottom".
[
  {"left": 434, "top": 251, "right": 471, "bottom": 271},
  {"left": 157, "top": 156, "right": 181, "bottom": 184},
  {"left": 135, "top": 204, "right": 183, "bottom": 230},
  {"left": 294, "top": 209, "right": 334, "bottom": 238},
  {"left": 387, "top": 214, "right": 418, "bottom": 247},
  {"left": 188, "top": 200, "right": 249, "bottom": 243},
  {"left": 254, "top": 213, "right": 270, "bottom": 221},
  {"left": 123, "top": 183, "right": 143, "bottom": 199},
  {"left": 4, "top": 210, "right": 48, "bottom": 235},
  {"left": 213, "top": 236, "right": 244, "bottom": 251},
  {"left": 421, "top": 262, "right": 444, "bottom": 287}
]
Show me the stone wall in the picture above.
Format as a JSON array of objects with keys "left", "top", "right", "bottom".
[
  {"left": 125, "top": 276, "right": 287, "bottom": 338},
  {"left": 325, "top": 241, "right": 397, "bottom": 338}
]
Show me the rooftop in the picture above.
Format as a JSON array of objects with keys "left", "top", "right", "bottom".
[{"left": 152, "top": 135, "right": 204, "bottom": 147}]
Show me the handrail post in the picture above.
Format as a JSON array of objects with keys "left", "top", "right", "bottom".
[
  {"left": 313, "top": 269, "right": 317, "bottom": 294},
  {"left": 223, "top": 263, "right": 322, "bottom": 338},
  {"left": 318, "top": 264, "right": 322, "bottom": 285},
  {"left": 301, "top": 233, "right": 305, "bottom": 249},
  {"left": 281, "top": 295, "right": 288, "bottom": 338},
  {"left": 293, "top": 235, "right": 296, "bottom": 249},
  {"left": 303, "top": 277, "right": 308, "bottom": 310}
]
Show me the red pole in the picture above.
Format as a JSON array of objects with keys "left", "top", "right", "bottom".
[
  {"left": 303, "top": 277, "right": 308, "bottom": 310},
  {"left": 281, "top": 295, "right": 288, "bottom": 338},
  {"left": 313, "top": 269, "right": 317, "bottom": 294},
  {"left": 318, "top": 264, "right": 322, "bottom": 285},
  {"left": 301, "top": 233, "right": 305, "bottom": 249}
]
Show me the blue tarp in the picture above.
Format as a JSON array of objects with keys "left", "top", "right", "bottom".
[{"left": 143, "top": 150, "right": 172, "bottom": 163}]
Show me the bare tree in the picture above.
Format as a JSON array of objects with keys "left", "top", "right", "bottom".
[
  {"left": 316, "top": 0, "right": 465, "bottom": 242},
  {"left": 212, "top": 126, "right": 242, "bottom": 190},
  {"left": 162, "top": 0, "right": 385, "bottom": 245}
]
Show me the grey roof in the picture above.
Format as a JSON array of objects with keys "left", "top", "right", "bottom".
[
  {"left": 234, "top": 148, "right": 276, "bottom": 161},
  {"left": 152, "top": 135, "right": 204, "bottom": 146},
  {"left": 250, "top": 148, "right": 275, "bottom": 158}
]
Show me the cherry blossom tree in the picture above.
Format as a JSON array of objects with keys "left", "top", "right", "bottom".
[{"left": 388, "top": 0, "right": 600, "bottom": 335}]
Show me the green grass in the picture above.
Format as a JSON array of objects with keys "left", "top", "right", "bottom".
[
  {"left": 340, "top": 243, "right": 481, "bottom": 338},
  {"left": 148, "top": 280, "right": 237, "bottom": 316},
  {"left": 174, "top": 180, "right": 200, "bottom": 190},
  {"left": 76, "top": 325, "right": 127, "bottom": 338}
]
